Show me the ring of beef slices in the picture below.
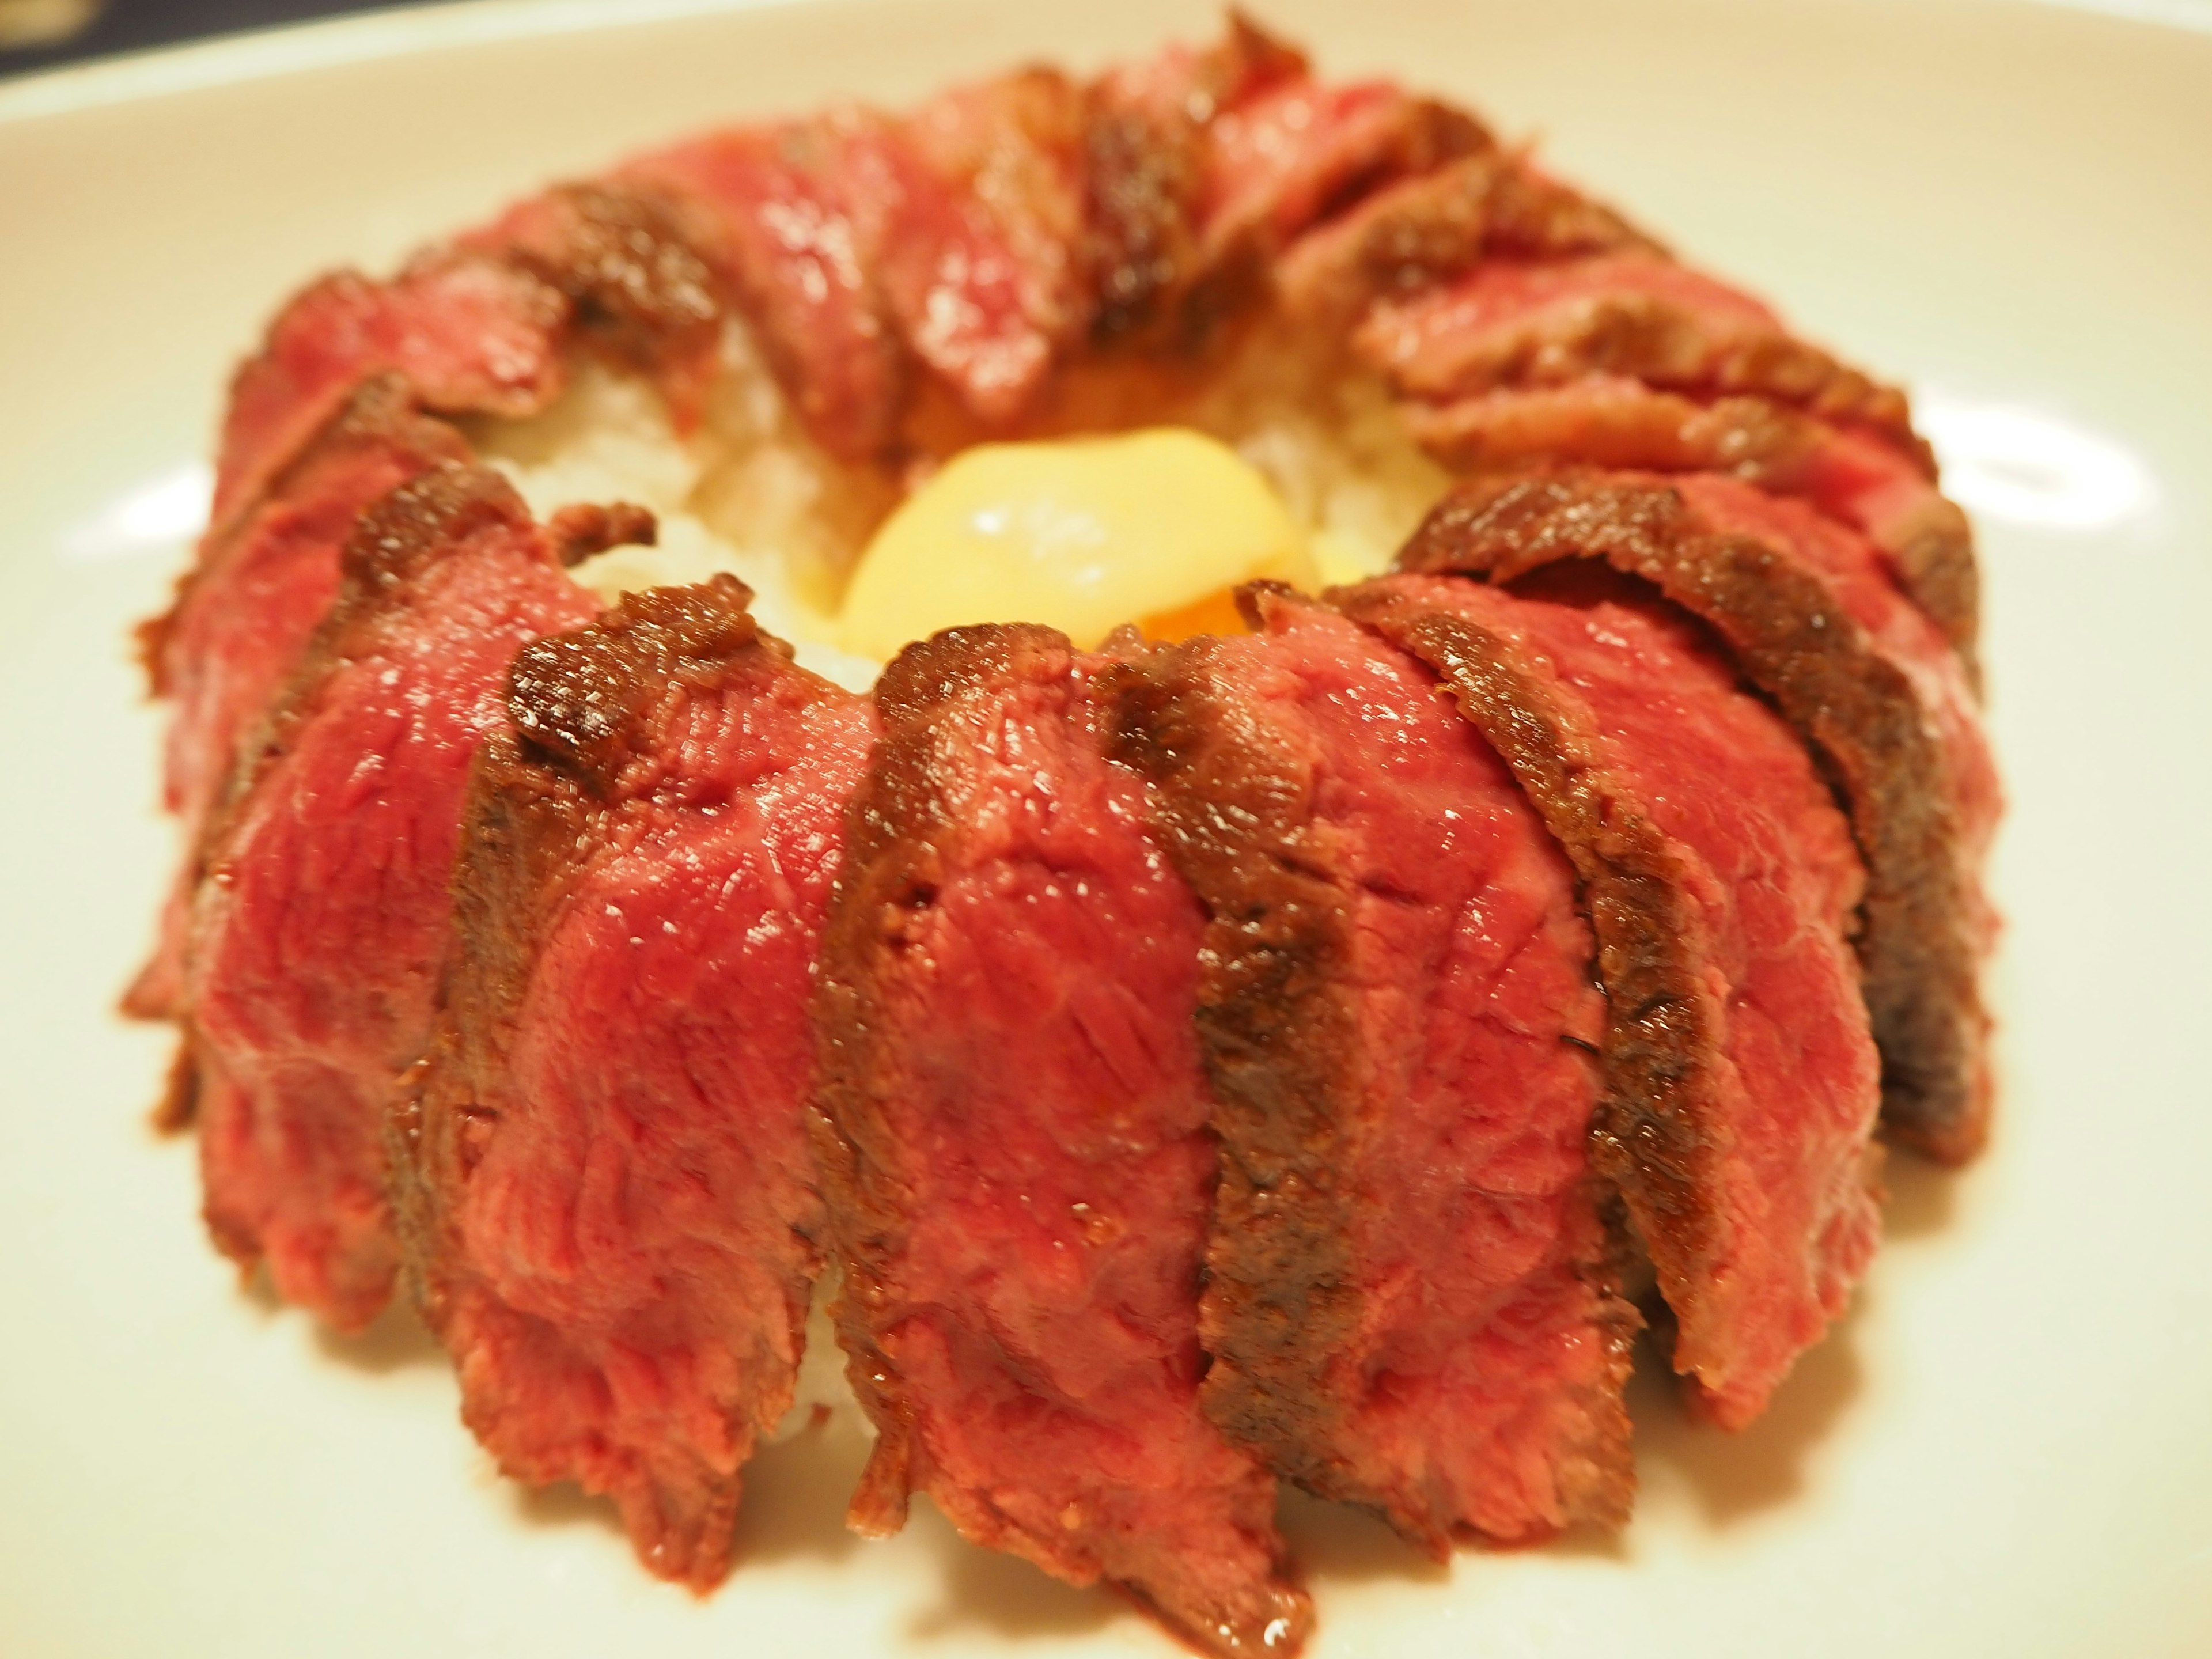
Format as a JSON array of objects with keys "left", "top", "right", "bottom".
[
  {"left": 126, "top": 18, "right": 2001, "bottom": 1644},
  {"left": 392, "top": 576, "right": 869, "bottom": 1589},
  {"left": 1397, "top": 468, "right": 2000, "bottom": 1160},
  {"left": 1338, "top": 573, "right": 1883, "bottom": 1428},
  {"left": 812, "top": 624, "right": 1310, "bottom": 1658},
  {"left": 186, "top": 463, "right": 597, "bottom": 1332},
  {"left": 133, "top": 9, "right": 1626, "bottom": 1037},
  {"left": 1100, "top": 589, "right": 1638, "bottom": 1552}
]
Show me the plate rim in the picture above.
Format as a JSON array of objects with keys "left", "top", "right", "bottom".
[{"left": 3, "top": 0, "right": 2210, "bottom": 130}]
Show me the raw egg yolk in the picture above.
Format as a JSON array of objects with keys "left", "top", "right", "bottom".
[{"left": 837, "top": 428, "right": 1319, "bottom": 659}]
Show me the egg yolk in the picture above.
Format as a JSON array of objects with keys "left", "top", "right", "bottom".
[{"left": 837, "top": 428, "right": 1320, "bottom": 659}]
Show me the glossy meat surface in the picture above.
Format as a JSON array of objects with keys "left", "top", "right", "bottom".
[
  {"left": 1346, "top": 573, "right": 1882, "bottom": 1426},
  {"left": 1105, "top": 591, "right": 1635, "bottom": 1550},
  {"left": 815, "top": 624, "right": 1308, "bottom": 1656},
  {"left": 397, "top": 578, "right": 868, "bottom": 1586},
  {"left": 191, "top": 465, "right": 596, "bottom": 1330}
]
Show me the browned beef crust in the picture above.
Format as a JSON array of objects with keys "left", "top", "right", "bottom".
[
  {"left": 1400, "top": 387, "right": 1979, "bottom": 673},
  {"left": 1109, "top": 14, "right": 1308, "bottom": 333},
  {"left": 209, "top": 460, "right": 529, "bottom": 844},
  {"left": 394, "top": 575, "right": 830, "bottom": 1589},
  {"left": 500, "top": 184, "right": 722, "bottom": 373},
  {"left": 1880, "top": 491, "right": 1980, "bottom": 672},
  {"left": 1330, "top": 583, "right": 1724, "bottom": 1346},
  {"left": 340, "top": 459, "right": 524, "bottom": 590},
  {"left": 394, "top": 572, "right": 782, "bottom": 1277},
  {"left": 505, "top": 571, "right": 776, "bottom": 782},
  {"left": 544, "top": 500, "right": 658, "bottom": 567},
  {"left": 1395, "top": 471, "right": 1990, "bottom": 1160},
  {"left": 1081, "top": 88, "right": 1206, "bottom": 344},
  {"left": 388, "top": 732, "right": 587, "bottom": 1298},
  {"left": 1097, "top": 632, "right": 1367, "bottom": 1499},
  {"left": 1275, "top": 150, "right": 1661, "bottom": 320}
]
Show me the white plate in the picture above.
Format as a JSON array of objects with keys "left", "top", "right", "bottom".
[{"left": 4, "top": 1, "right": 2210, "bottom": 1653}]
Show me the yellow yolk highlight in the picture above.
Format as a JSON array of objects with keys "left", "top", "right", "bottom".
[{"left": 837, "top": 428, "right": 1320, "bottom": 659}]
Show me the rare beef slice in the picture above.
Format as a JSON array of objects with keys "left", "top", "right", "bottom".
[
  {"left": 1395, "top": 378, "right": 1978, "bottom": 672},
  {"left": 813, "top": 623, "right": 1309, "bottom": 1657},
  {"left": 1340, "top": 572, "right": 1882, "bottom": 1427},
  {"left": 1355, "top": 254, "right": 1912, "bottom": 442},
  {"left": 1102, "top": 588, "right": 1637, "bottom": 1551},
  {"left": 394, "top": 575, "right": 868, "bottom": 1588},
  {"left": 1398, "top": 468, "right": 1999, "bottom": 1160},
  {"left": 188, "top": 463, "right": 596, "bottom": 1330},
  {"left": 131, "top": 380, "right": 470, "bottom": 1032}
]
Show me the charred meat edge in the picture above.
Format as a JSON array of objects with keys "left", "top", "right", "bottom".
[
  {"left": 810, "top": 620, "right": 1312, "bottom": 1656},
  {"left": 1097, "top": 624, "right": 1371, "bottom": 1508},
  {"left": 1331, "top": 580, "right": 1727, "bottom": 1377},
  {"left": 502, "top": 183, "right": 725, "bottom": 392},
  {"left": 816, "top": 623, "right": 1104, "bottom": 1535},
  {"left": 1100, "top": 589, "right": 1638, "bottom": 1548},
  {"left": 1400, "top": 387, "right": 1979, "bottom": 677},
  {"left": 391, "top": 575, "right": 819, "bottom": 1592}
]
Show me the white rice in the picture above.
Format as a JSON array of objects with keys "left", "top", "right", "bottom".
[
  {"left": 770, "top": 1271, "right": 872, "bottom": 1444},
  {"left": 472, "top": 315, "right": 1454, "bottom": 686}
]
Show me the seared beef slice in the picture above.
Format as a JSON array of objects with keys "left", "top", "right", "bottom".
[
  {"left": 1396, "top": 379, "right": 1978, "bottom": 671},
  {"left": 623, "top": 120, "right": 905, "bottom": 464},
  {"left": 188, "top": 464, "right": 595, "bottom": 1331},
  {"left": 813, "top": 624, "right": 1309, "bottom": 1657},
  {"left": 1355, "top": 254, "right": 1912, "bottom": 441},
  {"left": 1342, "top": 574, "right": 1881, "bottom": 1428},
  {"left": 1399, "top": 469, "right": 1999, "bottom": 1160},
  {"left": 131, "top": 380, "right": 469, "bottom": 1027},
  {"left": 209, "top": 257, "right": 565, "bottom": 536},
  {"left": 394, "top": 577, "right": 868, "bottom": 1589},
  {"left": 1104, "top": 593, "right": 1634, "bottom": 1551}
]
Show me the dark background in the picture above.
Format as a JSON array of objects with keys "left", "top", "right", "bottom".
[{"left": 1, "top": 0, "right": 411, "bottom": 77}]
